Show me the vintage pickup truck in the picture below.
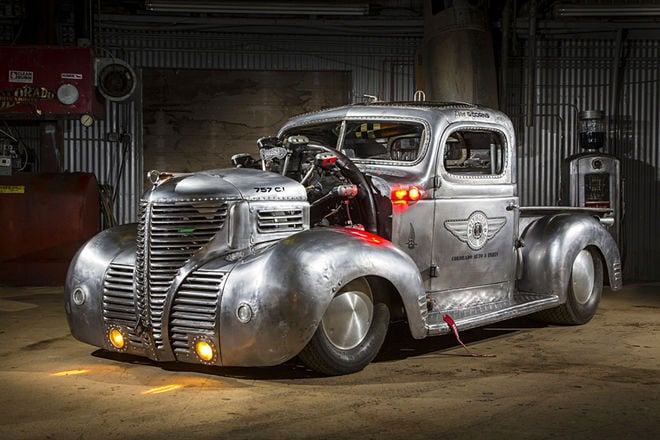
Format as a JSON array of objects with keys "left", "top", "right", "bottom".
[{"left": 65, "top": 102, "right": 622, "bottom": 375}]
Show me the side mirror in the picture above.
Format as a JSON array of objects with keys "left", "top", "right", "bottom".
[{"left": 284, "top": 135, "right": 309, "bottom": 148}]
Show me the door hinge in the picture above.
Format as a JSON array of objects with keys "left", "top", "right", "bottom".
[{"left": 429, "top": 264, "right": 439, "bottom": 277}]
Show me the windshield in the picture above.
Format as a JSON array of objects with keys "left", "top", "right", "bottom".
[{"left": 283, "top": 119, "right": 426, "bottom": 163}]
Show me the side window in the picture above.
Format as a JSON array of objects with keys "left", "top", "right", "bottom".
[
  {"left": 341, "top": 121, "right": 425, "bottom": 162},
  {"left": 443, "top": 129, "right": 506, "bottom": 176}
]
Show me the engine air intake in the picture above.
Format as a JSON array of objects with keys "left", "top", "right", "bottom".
[{"left": 257, "top": 209, "right": 305, "bottom": 233}]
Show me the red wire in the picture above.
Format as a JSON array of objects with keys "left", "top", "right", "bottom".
[{"left": 443, "top": 314, "right": 496, "bottom": 358}]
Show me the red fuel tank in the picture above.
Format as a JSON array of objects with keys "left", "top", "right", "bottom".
[{"left": 0, "top": 173, "right": 100, "bottom": 285}]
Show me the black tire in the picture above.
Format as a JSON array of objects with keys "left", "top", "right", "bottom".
[
  {"left": 299, "top": 278, "right": 390, "bottom": 375},
  {"left": 532, "top": 247, "right": 603, "bottom": 325}
]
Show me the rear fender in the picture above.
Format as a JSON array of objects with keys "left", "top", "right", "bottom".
[
  {"left": 218, "top": 227, "right": 427, "bottom": 367},
  {"left": 518, "top": 214, "right": 622, "bottom": 301}
]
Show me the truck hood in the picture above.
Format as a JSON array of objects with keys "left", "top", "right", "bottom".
[{"left": 144, "top": 168, "right": 308, "bottom": 202}]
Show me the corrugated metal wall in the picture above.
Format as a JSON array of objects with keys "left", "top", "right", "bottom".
[
  {"left": 507, "top": 37, "right": 660, "bottom": 281},
  {"left": 59, "top": 21, "right": 659, "bottom": 280},
  {"left": 64, "top": 90, "right": 142, "bottom": 226},
  {"left": 63, "top": 26, "right": 420, "bottom": 225}
]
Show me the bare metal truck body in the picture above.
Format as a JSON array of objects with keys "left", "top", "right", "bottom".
[{"left": 65, "top": 102, "right": 622, "bottom": 375}]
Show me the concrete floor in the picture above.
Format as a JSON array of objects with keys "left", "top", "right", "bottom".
[{"left": 0, "top": 284, "right": 658, "bottom": 440}]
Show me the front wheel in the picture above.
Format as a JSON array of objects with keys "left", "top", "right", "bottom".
[
  {"left": 298, "top": 277, "right": 390, "bottom": 375},
  {"left": 533, "top": 247, "right": 604, "bottom": 325}
]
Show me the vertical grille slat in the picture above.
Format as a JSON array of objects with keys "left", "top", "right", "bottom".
[
  {"left": 103, "top": 263, "right": 137, "bottom": 327},
  {"left": 134, "top": 200, "right": 227, "bottom": 350},
  {"left": 170, "top": 269, "right": 224, "bottom": 357}
]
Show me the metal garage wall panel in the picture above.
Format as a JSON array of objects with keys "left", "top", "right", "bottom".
[
  {"left": 63, "top": 86, "right": 143, "bottom": 226},
  {"left": 109, "top": 31, "right": 419, "bottom": 102},
  {"left": 62, "top": 27, "right": 419, "bottom": 226},
  {"left": 508, "top": 37, "right": 660, "bottom": 281}
]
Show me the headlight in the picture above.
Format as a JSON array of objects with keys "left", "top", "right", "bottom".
[
  {"left": 236, "top": 303, "right": 253, "bottom": 323},
  {"left": 72, "top": 287, "right": 86, "bottom": 306}
]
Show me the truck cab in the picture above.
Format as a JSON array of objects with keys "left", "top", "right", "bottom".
[{"left": 279, "top": 102, "right": 621, "bottom": 334}]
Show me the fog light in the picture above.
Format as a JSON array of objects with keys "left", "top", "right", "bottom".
[
  {"left": 236, "top": 303, "right": 253, "bottom": 323},
  {"left": 195, "top": 340, "right": 214, "bottom": 362},
  {"left": 72, "top": 288, "right": 86, "bottom": 305},
  {"left": 109, "top": 329, "right": 125, "bottom": 349}
]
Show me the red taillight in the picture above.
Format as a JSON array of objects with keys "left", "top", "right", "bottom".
[
  {"left": 392, "top": 186, "right": 423, "bottom": 205},
  {"left": 408, "top": 187, "right": 421, "bottom": 201}
]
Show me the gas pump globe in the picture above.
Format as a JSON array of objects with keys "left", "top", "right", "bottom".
[
  {"left": 562, "top": 110, "right": 621, "bottom": 245},
  {"left": 579, "top": 110, "right": 606, "bottom": 150}
]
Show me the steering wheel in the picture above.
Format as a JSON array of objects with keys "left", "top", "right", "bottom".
[{"left": 304, "top": 143, "right": 379, "bottom": 235}]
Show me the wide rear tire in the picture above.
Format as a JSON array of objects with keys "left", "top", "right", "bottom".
[
  {"left": 299, "top": 277, "right": 390, "bottom": 375},
  {"left": 532, "top": 247, "right": 603, "bottom": 325}
]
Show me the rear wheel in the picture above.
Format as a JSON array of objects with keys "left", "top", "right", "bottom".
[
  {"left": 299, "top": 277, "right": 390, "bottom": 375},
  {"left": 533, "top": 247, "right": 603, "bottom": 325}
]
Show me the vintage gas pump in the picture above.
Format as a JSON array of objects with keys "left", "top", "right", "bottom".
[{"left": 562, "top": 110, "right": 621, "bottom": 245}]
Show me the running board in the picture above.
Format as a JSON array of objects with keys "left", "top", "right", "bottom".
[{"left": 426, "top": 294, "right": 561, "bottom": 336}]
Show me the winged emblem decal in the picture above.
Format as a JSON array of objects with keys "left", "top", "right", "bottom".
[{"left": 444, "top": 211, "right": 507, "bottom": 250}]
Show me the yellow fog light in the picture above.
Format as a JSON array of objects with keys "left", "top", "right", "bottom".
[
  {"left": 109, "top": 328, "right": 125, "bottom": 349},
  {"left": 195, "top": 340, "right": 215, "bottom": 362}
]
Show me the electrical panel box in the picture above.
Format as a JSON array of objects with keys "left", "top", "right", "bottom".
[{"left": 0, "top": 45, "right": 105, "bottom": 121}]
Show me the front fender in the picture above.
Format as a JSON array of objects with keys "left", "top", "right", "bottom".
[
  {"left": 64, "top": 224, "right": 137, "bottom": 347},
  {"left": 518, "top": 214, "right": 622, "bottom": 301},
  {"left": 218, "top": 227, "right": 426, "bottom": 367}
]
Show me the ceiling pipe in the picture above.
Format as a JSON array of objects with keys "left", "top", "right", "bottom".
[
  {"left": 526, "top": 0, "right": 537, "bottom": 127},
  {"left": 555, "top": 5, "right": 660, "bottom": 17},
  {"left": 145, "top": 1, "right": 370, "bottom": 16}
]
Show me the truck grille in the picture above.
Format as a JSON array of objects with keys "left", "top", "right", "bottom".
[
  {"left": 170, "top": 269, "right": 224, "bottom": 357},
  {"left": 135, "top": 200, "right": 228, "bottom": 350},
  {"left": 257, "top": 209, "right": 305, "bottom": 233},
  {"left": 103, "top": 263, "right": 137, "bottom": 325},
  {"left": 103, "top": 263, "right": 144, "bottom": 348}
]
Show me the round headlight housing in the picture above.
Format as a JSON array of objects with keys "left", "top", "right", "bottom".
[
  {"left": 236, "top": 303, "right": 253, "bottom": 323},
  {"left": 72, "top": 287, "right": 86, "bottom": 306}
]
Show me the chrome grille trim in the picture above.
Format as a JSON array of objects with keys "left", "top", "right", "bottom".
[
  {"left": 134, "top": 201, "right": 149, "bottom": 326},
  {"left": 135, "top": 199, "right": 228, "bottom": 350},
  {"left": 257, "top": 209, "right": 305, "bottom": 233},
  {"left": 103, "top": 263, "right": 137, "bottom": 324},
  {"left": 170, "top": 269, "right": 224, "bottom": 357}
]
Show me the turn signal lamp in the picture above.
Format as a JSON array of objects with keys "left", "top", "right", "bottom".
[
  {"left": 195, "top": 341, "right": 215, "bottom": 362},
  {"left": 109, "top": 329, "right": 125, "bottom": 349},
  {"left": 392, "top": 186, "right": 423, "bottom": 205}
]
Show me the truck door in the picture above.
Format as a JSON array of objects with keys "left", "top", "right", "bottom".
[{"left": 431, "top": 125, "right": 518, "bottom": 304}]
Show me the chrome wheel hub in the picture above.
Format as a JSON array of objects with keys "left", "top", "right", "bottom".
[
  {"left": 322, "top": 284, "right": 373, "bottom": 350},
  {"left": 572, "top": 249, "right": 595, "bottom": 305}
]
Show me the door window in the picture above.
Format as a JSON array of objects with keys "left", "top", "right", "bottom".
[{"left": 443, "top": 129, "right": 506, "bottom": 176}]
